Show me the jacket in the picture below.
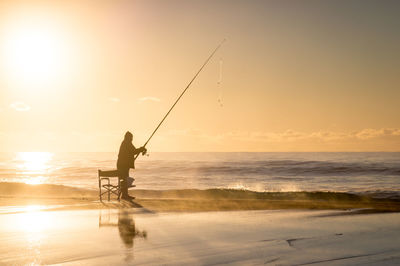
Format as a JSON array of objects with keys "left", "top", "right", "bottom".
[{"left": 117, "top": 140, "right": 140, "bottom": 169}]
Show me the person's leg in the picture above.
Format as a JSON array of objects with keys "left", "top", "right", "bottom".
[{"left": 119, "top": 168, "right": 129, "bottom": 199}]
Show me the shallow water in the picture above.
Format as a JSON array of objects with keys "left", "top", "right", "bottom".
[{"left": 0, "top": 152, "right": 399, "bottom": 195}]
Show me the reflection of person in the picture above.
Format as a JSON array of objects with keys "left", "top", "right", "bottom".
[
  {"left": 118, "top": 211, "right": 137, "bottom": 248},
  {"left": 117, "top": 131, "right": 146, "bottom": 200},
  {"left": 118, "top": 211, "right": 147, "bottom": 249}
]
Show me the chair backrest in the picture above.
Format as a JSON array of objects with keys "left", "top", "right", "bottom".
[{"left": 98, "top": 169, "right": 119, "bottom": 177}]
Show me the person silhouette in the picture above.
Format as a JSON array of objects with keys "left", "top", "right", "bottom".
[{"left": 117, "top": 131, "right": 146, "bottom": 200}]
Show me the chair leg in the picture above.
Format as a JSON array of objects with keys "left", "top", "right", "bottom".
[
  {"left": 97, "top": 169, "right": 101, "bottom": 201},
  {"left": 98, "top": 176, "right": 102, "bottom": 202},
  {"left": 117, "top": 178, "right": 121, "bottom": 201},
  {"left": 107, "top": 179, "right": 111, "bottom": 201}
]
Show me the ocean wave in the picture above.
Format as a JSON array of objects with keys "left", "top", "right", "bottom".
[
  {"left": 1, "top": 182, "right": 399, "bottom": 201},
  {"left": 1, "top": 153, "right": 399, "bottom": 195},
  {"left": 0, "top": 182, "right": 96, "bottom": 198},
  {"left": 135, "top": 160, "right": 400, "bottom": 176}
]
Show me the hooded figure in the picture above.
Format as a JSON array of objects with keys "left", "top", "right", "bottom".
[{"left": 117, "top": 131, "right": 146, "bottom": 200}]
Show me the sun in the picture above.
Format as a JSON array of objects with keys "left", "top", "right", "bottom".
[{"left": 2, "top": 16, "right": 70, "bottom": 87}]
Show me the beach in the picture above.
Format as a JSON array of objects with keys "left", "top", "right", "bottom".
[
  {"left": 1, "top": 203, "right": 400, "bottom": 265},
  {"left": 1, "top": 182, "right": 400, "bottom": 265}
]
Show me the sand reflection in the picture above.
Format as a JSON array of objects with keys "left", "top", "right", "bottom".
[
  {"left": 17, "top": 205, "right": 54, "bottom": 232},
  {"left": 13, "top": 205, "right": 54, "bottom": 265}
]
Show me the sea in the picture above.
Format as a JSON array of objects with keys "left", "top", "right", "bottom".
[{"left": 0, "top": 152, "right": 399, "bottom": 198}]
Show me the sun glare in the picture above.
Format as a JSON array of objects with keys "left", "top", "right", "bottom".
[
  {"left": 17, "top": 206, "right": 53, "bottom": 233},
  {"left": 17, "top": 152, "right": 53, "bottom": 171},
  {"left": 16, "top": 152, "right": 53, "bottom": 185},
  {"left": 2, "top": 16, "right": 70, "bottom": 87}
]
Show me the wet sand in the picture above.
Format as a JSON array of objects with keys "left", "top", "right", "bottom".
[
  {"left": 1, "top": 182, "right": 400, "bottom": 265},
  {"left": 1, "top": 208, "right": 400, "bottom": 265}
]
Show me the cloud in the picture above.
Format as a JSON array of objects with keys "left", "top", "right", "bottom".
[
  {"left": 10, "top": 101, "right": 31, "bottom": 112},
  {"left": 138, "top": 96, "right": 161, "bottom": 102},
  {"left": 166, "top": 128, "right": 400, "bottom": 143},
  {"left": 108, "top": 97, "right": 120, "bottom": 103},
  {"left": 354, "top": 128, "right": 400, "bottom": 140},
  {"left": 159, "top": 127, "right": 400, "bottom": 151}
]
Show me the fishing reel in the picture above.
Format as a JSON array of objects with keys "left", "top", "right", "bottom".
[{"left": 141, "top": 147, "right": 148, "bottom": 156}]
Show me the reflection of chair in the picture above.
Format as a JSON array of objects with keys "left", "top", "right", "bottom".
[
  {"left": 98, "top": 170, "right": 135, "bottom": 201},
  {"left": 99, "top": 209, "right": 118, "bottom": 226}
]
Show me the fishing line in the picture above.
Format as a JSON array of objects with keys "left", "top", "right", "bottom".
[
  {"left": 217, "top": 57, "right": 223, "bottom": 107},
  {"left": 134, "top": 39, "right": 226, "bottom": 160}
]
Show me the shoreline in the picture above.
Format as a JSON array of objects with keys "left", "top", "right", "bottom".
[{"left": 1, "top": 182, "right": 400, "bottom": 214}]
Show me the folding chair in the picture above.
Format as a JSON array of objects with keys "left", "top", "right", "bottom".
[
  {"left": 98, "top": 170, "right": 120, "bottom": 201},
  {"left": 98, "top": 169, "right": 136, "bottom": 201}
]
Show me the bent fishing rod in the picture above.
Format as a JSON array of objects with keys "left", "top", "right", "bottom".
[{"left": 135, "top": 39, "right": 226, "bottom": 159}]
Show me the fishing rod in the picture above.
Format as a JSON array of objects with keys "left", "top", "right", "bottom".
[{"left": 135, "top": 39, "right": 226, "bottom": 159}]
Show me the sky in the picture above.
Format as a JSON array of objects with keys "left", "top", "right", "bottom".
[{"left": 0, "top": 0, "right": 400, "bottom": 152}]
